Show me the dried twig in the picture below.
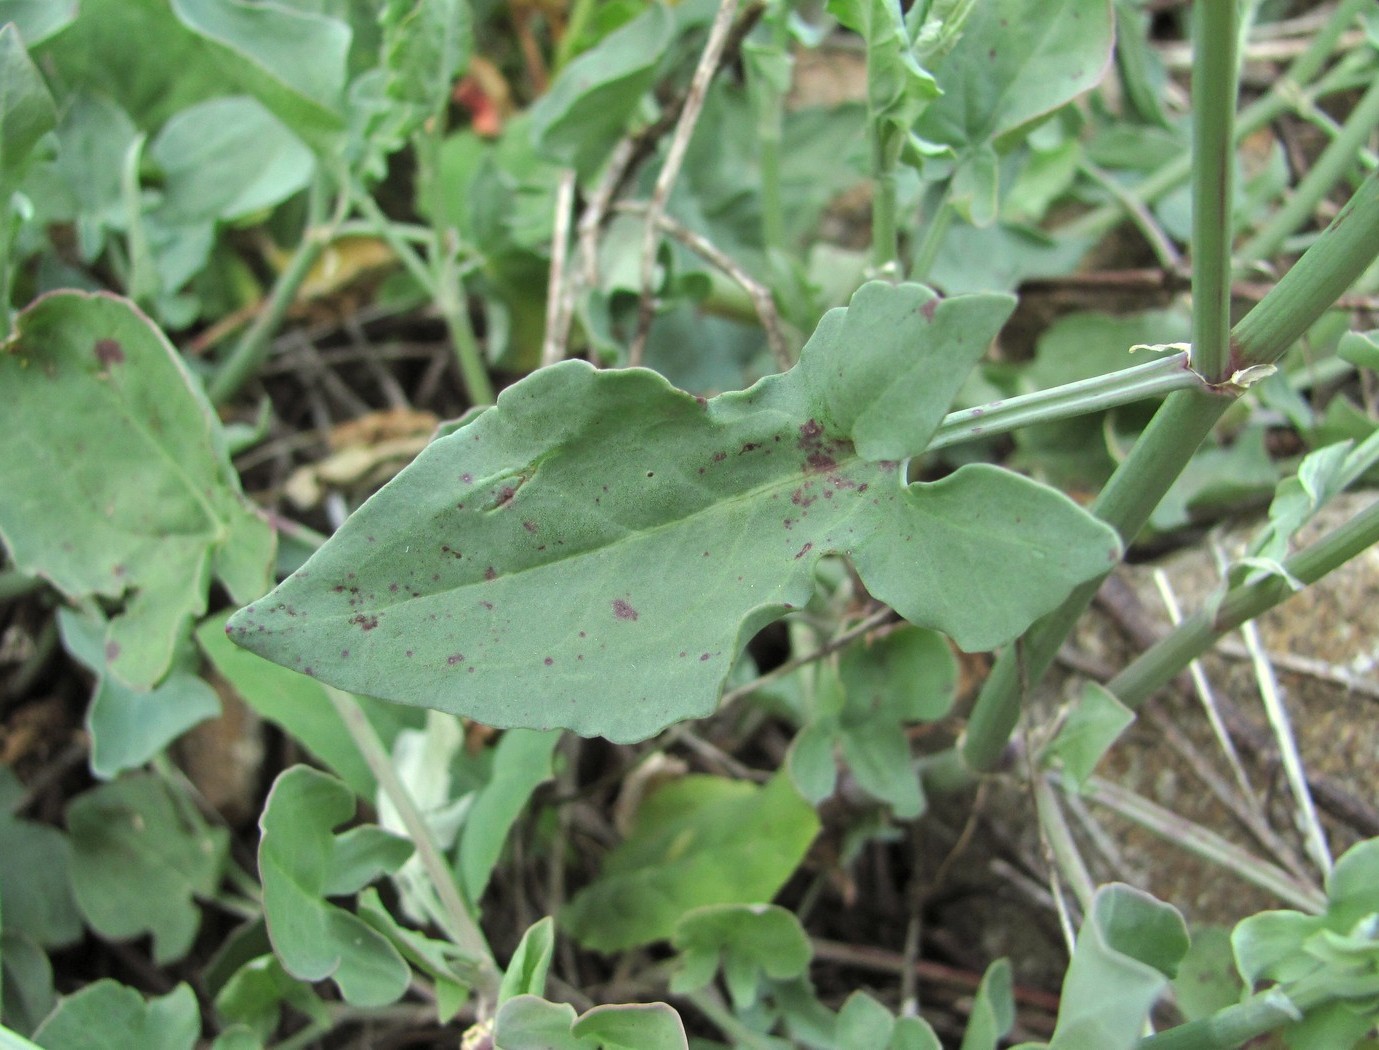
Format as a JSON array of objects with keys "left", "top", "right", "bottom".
[
  {"left": 614, "top": 201, "right": 793, "bottom": 369},
  {"left": 541, "top": 169, "right": 578, "bottom": 367},
  {"left": 718, "top": 605, "right": 896, "bottom": 708},
  {"left": 630, "top": 0, "right": 743, "bottom": 365}
]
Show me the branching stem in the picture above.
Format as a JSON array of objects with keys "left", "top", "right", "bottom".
[{"left": 327, "top": 688, "right": 501, "bottom": 1009}]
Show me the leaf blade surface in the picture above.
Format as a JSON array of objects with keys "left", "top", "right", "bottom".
[{"left": 228, "top": 283, "right": 1119, "bottom": 741}]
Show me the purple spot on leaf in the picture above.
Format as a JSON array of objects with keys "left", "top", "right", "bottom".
[
  {"left": 612, "top": 599, "right": 638, "bottom": 621},
  {"left": 94, "top": 338, "right": 125, "bottom": 366}
]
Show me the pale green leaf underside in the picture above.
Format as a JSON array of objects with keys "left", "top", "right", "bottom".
[{"left": 229, "top": 282, "right": 1120, "bottom": 742}]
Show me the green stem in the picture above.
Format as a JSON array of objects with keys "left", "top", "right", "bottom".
[
  {"left": 1274, "top": 0, "right": 1373, "bottom": 88},
  {"left": 554, "top": 0, "right": 596, "bottom": 73},
  {"left": 1032, "top": 775, "right": 1095, "bottom": 912},
  {"left": 872, "top": 154, "right": 900, "bottom": 275},
  {"left": 208, "top": 182, "right": 338, "bottom": 405},
  {"left": 326, "top": 688, "right": 501, "bottom": 1008},
  {"left": 351, "top": 189, "right": 494, "bottom": 406},
  {"left": 908, "top": 195, "right": 953, "bottom": 286},
  {"left": 1106, "top": 496, "right": 1379, "bottom": 709},
  {"left": 0, "top": 208, "right": 17, "bottom": 338},
  {"left": 1062, "top": 0, "right": 1375, "bottom": 245},
  {"left": 748, "top": 8, "right": 790, "bottom": 259},
  {"left": 351, "top": 188, "right": 436, "bottom": 291},
  {"left": 1236, "top": 74, "right": 1379, "bottom": 269},
  {"left": 684, "top": 989, "right": 782, "bottom": 1050},
  {"left": 1189, "top": 0, "right": 1237, "bottom": 383},
  {"left": 415, "top": 97, "right": 493, "bottom": 407},
  {"left": 434, "top": 238, "right": 496, "bottom": 406},
  {"left": 1138, "top": 972, "right": 1379, "bottom": 1050},
  {"left": 1234, "top": 170, "right": 1379, "bottom": 366},
  {"left": 1078, "top": 160, "right": 1182, "bottom": 271},
  {"left": 961, "top": 168, "right": 1379, "bottom": 773},
  {"left": 926, "top": 351, "right": 1197, "bottom": 453}
]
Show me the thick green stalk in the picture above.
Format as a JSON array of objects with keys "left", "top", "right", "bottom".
[
  {"left": 1189, "top": 0, "right": 1237, "bottom": 382},
  {"left": 1236, "top": 74, "right": 1379, "bottom": 269},
  {"left": 1234, "top": 170, "right": 1379, "bottom": 366},
  {"left": 1063, "top": 0, "right": 1374, "bottom": 245},
  {"left": 872, "top": 154, "right": 901, "bottom": 274},
  {"left": 962, "top": 169, "right": 1379, "bottom": 772},
  {"left": 1107, "top": 496, "right": 1379, "bottom": 708},
  {"left": 927, "top": 351, "right": 1197, "bottom": 454}
]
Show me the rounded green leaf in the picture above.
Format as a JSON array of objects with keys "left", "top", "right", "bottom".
[
  {"left": 1046, "top": 885, "right": 1188, "bottom": 1050},
  {"left": 258, "top": 766, "right": 409, "bottom": 1007},
  {"left": 59, "top": 609, "right": 220, "bottom": 779},
  {"left": 150, "top": 96, "right": 314, "bottom": 224},
  {"left": 0, "top": 1, "right": 79, "bottom": 46},
  {"left": 916, "top": 0, "right": 1114, "bottom": 149},
  {"left": 67, "top": 776, "right": 228, "bottom": 964},
  {"left": 0, "top": 770, "right": 82, "bottom": 950},
  {"left": 170, "top": 0, "right": 349, "bottom": 152},
  {"left": 0, "top": 291, "right": 275, "bottom": 689},
  {"left": 31, "top": 981, "right": 199, "bottom": 1050},
  {"left": 493, "top": 996, "right": 589, "bottom": 1050},
  {"left": 570, "top": 1002, "right": 688, "bottom": 1050},
  {"left": 0, "top": 23, "right": 57, "bottom": 193},
  {"left": 670, "top": 903, "right": 812, "bottom": 1005},
  {"left": 528, "top": 4, "right": 673, "bottom": 179},
  {"left": 561, "top": 774, "right": 819, "bottom": 953}
]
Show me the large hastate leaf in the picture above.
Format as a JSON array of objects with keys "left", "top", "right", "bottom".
[
  {"left": 228, "top": 282, "right": 1119, "bottom": 742},
  {"left": 0, "top": 291, "right": 275, "bottom": 688}
]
